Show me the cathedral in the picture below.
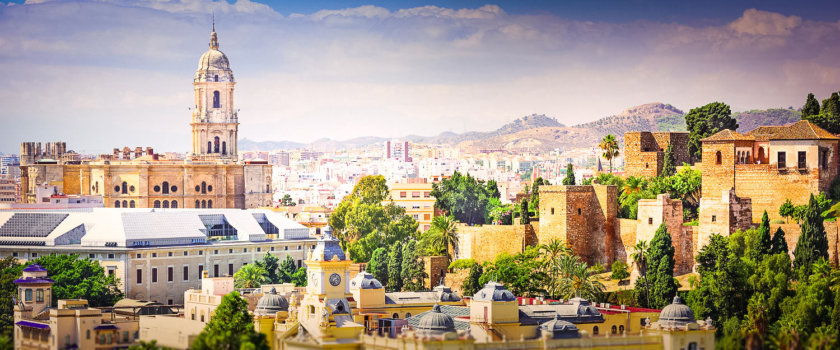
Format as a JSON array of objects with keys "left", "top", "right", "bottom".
[{"left": 19, "top": 25, "right": 273, "bottom": 209}]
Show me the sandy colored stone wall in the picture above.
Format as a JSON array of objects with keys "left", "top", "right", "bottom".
[
  {"left": 698, "top": 189, "right": 753, "bottom": 248},
  {"left": 637, "top": 194, "right": 693, "bottom": 274},
  {"left": 619, "top": 218, "right": 637, "bottom": 250},
  {"left": 625, "top": 131, "right": 690, "bottom": 178},
  {"left": 423, "top": 256, "right": 448, "bottom": 289},
  {"left": 455, "top": 224, "right": 537, "bottom": 264},
  {"left": 539, "top": 185, "right": 621, "bottom": 266},
  {"left": 444, "top": 269, "right": 470, "bottom": 296}
]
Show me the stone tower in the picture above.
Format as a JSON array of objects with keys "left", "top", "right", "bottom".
[{"left": 191, "top": 21, "right": 238, "bottom": 160}]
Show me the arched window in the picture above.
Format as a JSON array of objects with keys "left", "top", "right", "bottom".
[
  {"left": 130, "top": 200, "right": 135, "bottom": 208},
  {"left": 619, "top": 325, "right": 624, "bottom": 333},
  {"left": 122, "top": 200, "right": 128, "bottom": 208},
  {"left": 593, "top": 326, "right": 599, "bottom": 335},
  {"left": 208, "top": 200, "right": 213, "bottom": 208},
  {"left": 162, "top": 181, "right": 169, "bottom": 194},
  {"left": 746, "top": 151, "right": 751, "bottom": 163},
  {"left": 611, "top": 325, "right": 617, "bottom": 334},
  {"left": 758, "top": 147, "right": 765, "bottom": 163},
  {"left": 121, "top": 181, "right": 128, "bottom": 194},
  {"left": 715, "top": 151, "right": 722, "bottom": 165},
  {"left": 24, "top": 289, "right": 32, "bottom": 302},
  {"left": 207, "top": 141, "right": 212, "bottom": 154},
  {"left": 201, "top": 200, "right": 206, "bottom": 209},
  {"left": 201, "top": 182, "right": 207, "bottom": 194},
  {"left": 195, "top": 200, "right": 200, "bottom": 208},
  {"left": 162, "top": 200, "right": 169, "bottom": 208},
  {"left": 688, "top": 342, "right": 698, "bottom": 350},
  {"left": 153, "top": 200, "right": 161, "bottom": 208},
  {"left": 392, "top": 313, "right": 399, "bottom": 319},
  {"left": 214, "top": 136, "right": 220, "bottom": 153},
  {"left": 222, "top": 141, "right": 226, "bottom": 155},
  {"left": 115, "top": 201, "right": 121, "bottom": 208},
  {"left": 405, "top": 312, "right": 411, "bottom": 318},
  {"left": 214, "top": 75, "right": 218, "bottom": 82},
  {"left": 171, "top": 201, "right": 178, "bottom": 208},
  {"left": 213, "top": 91, "right": 220, "bottom": 108}
]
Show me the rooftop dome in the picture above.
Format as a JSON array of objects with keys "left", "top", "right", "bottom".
[
  {"left": 473, "top": 281, "right": 516, "bottom": 302},
  {"left": 198, "top": 49, "right": 230, "bottom": 71},
  {"left": 254, "top": 287, "right": 289, "bottom": 316},
  {"left": 310, "top": 226, "right": 346, "bottom": 261},
  {"left": 658, "top": 296, "right": 695, "bottom": 326},
  {"left": 416, "top": 304, "right": 456, "bottom": 334},
  {"left": 540, "top": 314, "right": 580, "bottom": 339},
  {"left": 433, "top": 285, "right": 461, "bottom": 302},
  {"left": 349, "top": 271, "right": 383, "bottom": 290}
]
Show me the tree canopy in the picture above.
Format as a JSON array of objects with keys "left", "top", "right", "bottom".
[
  {"left": 685, "top": 102, "right": 739, "bottom": 161},
  {"left": 430, "top": 171, "right": 499, "bottom": 225},
  {"left": 190, "top": 291, "right": 269, "bottom": 350},
  {"left": 599, "top": 134, "right": 620, "bottom": 173}
]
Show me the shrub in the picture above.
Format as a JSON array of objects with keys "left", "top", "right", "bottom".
[{"left": 611, "top": 261, "right": 629, "bottom": 280}]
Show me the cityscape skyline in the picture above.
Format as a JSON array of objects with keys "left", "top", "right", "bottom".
[{"left": 0, "top": 0, "right": 839, "bottom": 154}]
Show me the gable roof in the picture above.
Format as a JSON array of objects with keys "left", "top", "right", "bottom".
[
  {"left": 767, "top": 120, "right": 840, "bottom": 140},
  {"left": 700, "top": 129, "right": 752, "bottom": 142}
]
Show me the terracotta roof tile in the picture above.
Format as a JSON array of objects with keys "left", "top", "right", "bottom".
[
  {"left": 700, "top": 129, "right": 753, "bottom": 142},
  {"left": 768, "top": 120, "right": 839, "bottom": 140}
]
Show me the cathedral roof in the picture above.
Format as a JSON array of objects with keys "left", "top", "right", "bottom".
[{"left": 197, "top": 26, "right": 231, "bottom": 72}]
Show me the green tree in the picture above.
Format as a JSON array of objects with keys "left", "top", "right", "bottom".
[
  {"left": 631, "top": 240, "right": 651, "bottom": 307},
  {"left": 611, "top": 260, "right": 629, "bottom": 280},
  {"left": 430, "top": 171, "right": 498, "bottom": 225},
  {"left": 779, "top": 198, "right": 795, "bottom": 223},
  {"left": 822, "top": 92, "right": 840, "bottom": 118},
  {"left": 351, "top": 175, "right": 390, "bottom": 204},
  {"left": 387, "top": 242, "right": 403, "bottom": 291},
  {"left": 802, "top": 92, "right": 821, "bottom": 118},
  {"left": 31, "top": 254, "right": 122, "bottom": 307},
  {"left": 255, "top": 253, "right": 279, "bottom": 284},
  {"left": 486, "top": 180, "right": 500, "bottom": 200},
  {"left": 751, "top": 211, "right": 772, "bottom": 261},
  {"left": 479, "top": 246, "right": 547, "bottom": 298},
  {"left": 278, "top": 255, "right": 298, "bottom": 284},
  {"left": 280, "top": 194, "right": 295, "bottom": 206},
  {"left": 685, "top": 102, "right": 738, "bottom": 161},
  {"left": 555, "top": 255, "right": 604, "bottom": 301},
  {"left": 645, "top": 223, "right": 678, "bottom": 309},
  {"left": 0, "top": 257, "right": 22, "bottom": 338},
  {"left": 793, "top": 194, "right": 829, "bottom": 276},
  {"left": 770, "top": 227, "right": 789, "bottom": 255},
  {"left": 661, "top": 143, "right": 676, "bottom": 177},
  {"left": 233, "top": 264, "right": 268, "bottom": 289},
  {"left": 520, "top": 199, "right": 530, "bottom": 225},
  {"left": 401, "top": 240, "right": 426, "bottom": 291},
  {"left": 529, "top": 177, "right": 549, "bottom": 214},
  {"left": 562, "top": 163, "right": 575, "bottom": 185},
  {"left": 599, "top": 134, "right": 620, "bottom": 173},
  {"left": 367, "top": 247, "right": 389, "bottom": 287},
  {"left": 424, "top": 215, "right": 459, "bottom": 265},
  {"left": 461, "top": 263, "right": 484, "bottom": 297},
  {"left": 290, "top": 267, "right": 307, "bottom": 287},
  {"left": 190, "top": 291, "right": 269, "bottom": 350}
]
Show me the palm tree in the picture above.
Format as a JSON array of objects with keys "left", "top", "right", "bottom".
[
  {"left": 233, "top": 264, "right": 268, "bottom": 289},
  {"left": 631, "top": 240, "right": 651, "bottom": 307},
  {"left": 428, "top": 215, "right": 459, "bottom": 265},
  {"left": 556, "top": 255, "right": 605, "bottom": 301},
  {"left": 599, "top": 134, "right": 620, "bottom": 173},
  {"left": 540, "top": 240, "right": 572, "bottom": 298},
  {"left": 623, "top": 176, "right": 645, "bottom": 194}
]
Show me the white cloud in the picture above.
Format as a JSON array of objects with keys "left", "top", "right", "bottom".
[{"left": 729, "top": 8, "right": 802, "bottom": 36}]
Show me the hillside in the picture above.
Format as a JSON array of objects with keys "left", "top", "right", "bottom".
[
  {"left": 734, "top": 108, "right": 800, "bottom": 132},
  {"left": 237, "top": 104, "right": 805, "bottom": 153}
]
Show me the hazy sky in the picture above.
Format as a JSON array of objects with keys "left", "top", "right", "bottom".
[{"left": 0, "top": 0, "right": 839, "bottom": 154}]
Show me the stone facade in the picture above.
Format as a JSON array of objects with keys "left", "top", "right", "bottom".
[
  {"left": 624, "top": 132, "right": 690, "bottom": 178},
  {"left": 454, "top": 224, "right": 538, "bottom": 263},
  {"left": 539, "top": 185, "right": 623, "bottom": 266},
  {"left": 17, "top": 27, "right": 272, "bottom": 209},
  {"left": 700, "top": 121, "right": 840, "bottom": 221},
  {"left": 636, "top": 194, "right": 693, "bottom": 274},
  {"left": 698, "top": 188, "right": 753, "bottom": 248},
  {"left": 422, "top": 256, "right": 448, "bottom": 289},
  {"left": 770, "top": 222, "right": 840, "bottom": 266}
]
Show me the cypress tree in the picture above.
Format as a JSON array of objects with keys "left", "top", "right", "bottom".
[
  {"left": 190, "top": 292, "right": 269, "bottom": 350},
  {"left": 771, "top": 227, "right": 788, "bottom": 255},
  {"left": 802, "top": 93, "right": 821, "bottom": 118},
  {"left": 647, "top": 223, "right": 678, "bottom": 309},
  {"left": 520, "top": 199, "right": 530, "bottom": 225},
  {"left": 562, "top": 163, "right": 576, "bottom": 185},
  {"left": 661, "top": 144, "right": 676, "bottom": 177},
  {"left": 367, "top": 247, "right": 389, "bottom": 287},
  {"left": 751, "top": 211, "right": 772, "bottom": 261},
  {"left": 387, "top": 242, "right": 403, "bottom": 291},
  {"left": 793, "top": 194, "right": 829, "bottom": 275},
  {"left": 401, "top": 241, "right": 425, "bottom": 291}
]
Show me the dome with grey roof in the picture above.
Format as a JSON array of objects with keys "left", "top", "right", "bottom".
[
  {"left": 310, "top": 226, "right": 346, "bottom": 261},
  {"left": 416, "top": 304, "right": 456, "bottom": 334},
  {"left": 254, "top": 287, "right": 289, "bottom": 316},
  {"left": 433, "top": 285, "right": 461, "bottom": 302},
  {"left": 658, "top": 296, "right": 695, "bottom": 326},
  {"left": 349, "top": 271, "right": 383, "bottom": 290},
  {"left": 473, "top": 281, "right": 516, "bottom": 302},
  {"left": 540, "top": 314, "right": 580, "bottom": 339}
]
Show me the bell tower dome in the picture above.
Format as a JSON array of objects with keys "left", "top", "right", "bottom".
[{"left": 191, "top": 19, "right": 238, "bottom": 160}]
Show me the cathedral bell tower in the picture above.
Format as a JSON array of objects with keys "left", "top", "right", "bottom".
[{"left": 191, "top": 21, "right": 238, "bottom": 160}]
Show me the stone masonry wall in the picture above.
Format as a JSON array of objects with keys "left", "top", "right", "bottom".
[
  {"left": 625, "top": 131, "right": 690, "bottom": 178},
  {"left": 539, "top": 185, "right": 621, "bottom": 266},
  {"left": 423, "top": 256, "right": 449, "bottom": 289},
  {"left": 770, "top": 222, "right": 840, "bottom": 267},
  {"left": 455, "top": 224, "right": 538, "bottom": 264},
  {"left": 698, "top": 189, "right": 753, "bottom": 248},
  {"left": 637, "top": 194, "right": 693, "bottom": 274}
]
